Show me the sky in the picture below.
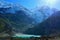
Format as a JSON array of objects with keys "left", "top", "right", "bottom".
[{"left": 1, "top": 0, "right": 60, "bottom": 10}]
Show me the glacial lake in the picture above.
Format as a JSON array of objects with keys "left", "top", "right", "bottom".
[{"left": 12, "top": 33, "right": 41, "bottom": 38}]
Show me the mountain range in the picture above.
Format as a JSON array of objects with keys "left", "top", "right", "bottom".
[{"left": 0, "top": 1, "right": 60, "bottom": 37}]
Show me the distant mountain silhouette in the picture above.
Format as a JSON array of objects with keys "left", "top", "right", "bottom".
[
  {"left": 32, "top": 6, "right": 55, "bottom": 23},
  {"left": 24, "top": 11, "right": 60, "bottom": 37}
]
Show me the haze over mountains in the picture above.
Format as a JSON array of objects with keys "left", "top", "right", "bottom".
[
  {"left": 0, "top": 1, "right": 60, "bottom": 37},
  {"left": 32, "top": 6, "right": 56, "bottom": 23}
]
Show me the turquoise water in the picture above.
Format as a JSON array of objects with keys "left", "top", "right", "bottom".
[{"left": 12, "top": 33, "right": 41, "bottom": 38}]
